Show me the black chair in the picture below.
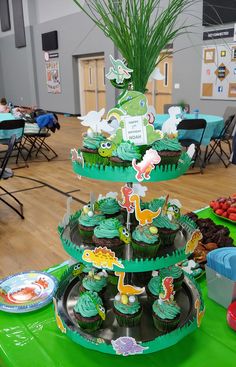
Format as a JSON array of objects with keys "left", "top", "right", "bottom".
[
  {"left": 23, "top": 128, "right": 58, "bottom": 161},
  {"left": 206, "top": 115, "right": 235, "bottom": 168},
  {"left": 0, "top": 135, "right": 24, "bottom": 219},
  {"left": 177, "top": 118, "right": 207, "bottom": 173},
  {"left": 0, "top": 119, "right": 26, "bottom": 164}
]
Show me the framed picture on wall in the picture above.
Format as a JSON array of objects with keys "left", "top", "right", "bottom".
[
  {"left": 204, "top": 48, "right": 215, "bottom": 63},
  {"left": 231, "top": 47, "right": 236, "bottom": 61}
]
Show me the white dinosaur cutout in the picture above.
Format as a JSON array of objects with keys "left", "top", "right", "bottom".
[
  {"left": 162, "top": 106, "right": 182, "bottom": 135},
  {"left": 78, "top": 108, "right": 116, "bottom": 134}
]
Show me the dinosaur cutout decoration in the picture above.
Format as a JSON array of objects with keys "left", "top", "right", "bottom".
[
  {"left": 162, "top": 106, "right": 182, "bottom": 137},
  {"left": 78, "top": 108, "right": 116, "bottom": 135},
  {"left": 71, "top": 148, "right": 84, "bottom": 167},
  {"left": 82, "top": 247, "right": 124, "bottom": 270},
  {"left": 119, "top": 185, "right": 134, "bottom": 213},
  {"left": 53, "top": 298, "right": 66, "bottom": 333},
  {"left": 185, "top": 230, "right": 203, "bottom": 254},
  {"left": 132, "top": 149, "right": 161, "bottom": 182},
  {"left": 106, "top": 55, "right": 133, "bottom": 84},
  {"left": 115, "top": 272, "right": 145, "bottom": 296},
  {"left": 159, "top": 277, "right": 175, "bottom": 302},
  {"left": 59, "top": 197, "right": 72, "bottom": 229},
  {"left": 195, "top": 298, "right": 205, "bottom": 327},
  {"left": 130, "top": 194, "right": 161, "bottom": 225}
]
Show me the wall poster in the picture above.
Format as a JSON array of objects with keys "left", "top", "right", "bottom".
[
  {"left": 45, "top": 59, "right": 61, "bottom": 94},
  {"left": 201, "top": 43, "right": 236, "bottom": 100}
]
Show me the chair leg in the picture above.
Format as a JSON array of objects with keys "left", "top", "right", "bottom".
[{"left": 0, "top": 186, "right": 24, "bottom": 219}]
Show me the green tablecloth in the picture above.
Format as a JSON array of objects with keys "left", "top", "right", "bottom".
[{"left": 0, "top": 209, "right": 235, "bottom": 367}]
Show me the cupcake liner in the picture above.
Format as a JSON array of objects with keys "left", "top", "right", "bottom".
[
  {"left": 173, "top": 273, "right": 184, "bottom": 291},
  {"left": 131, "top": 239, "right": 160, "bottom": 259},
  {"left": 93, "top": 236, "right": 124, "bottom": 258},
  {"left": 158, "top": 227, "right": 179, "bottom": 246},
  {"left": 158, "top": 151, "right": 181, "bottom": 166},
  {"left": 113, "top": 307, "right": 142, "bottom": 327},
  {"left": 132, "top": 271, "right": 152, "bottom": 287},
  {"left": 78, "top": 226, "right": 94, "bottom": 244},
  {"left": 109, "top": 158, "right": 131, "bottom": 167},
  {"left": 74, "top": 311, "right": 103, "bottom": 331},
  {"left": 152, "top": 313, "right": 180, "bottom": 333}
]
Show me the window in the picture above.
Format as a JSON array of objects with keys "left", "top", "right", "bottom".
[
  {"left": 89, "top": 66, "right": 92, "bottom": 85},
  {"left": 164, "top": 62, "right": 168, "bottom": 87},
  {"left": 103, "top": 67, "right": 106, "bottom": 86}
]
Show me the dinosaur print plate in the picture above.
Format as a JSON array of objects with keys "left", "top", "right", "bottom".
[{"left": 0, "top": 271, "right": 58, "bottom": 313}]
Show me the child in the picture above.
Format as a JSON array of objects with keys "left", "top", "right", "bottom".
[{"left": 0, "top": 97, "right": 10, "bottom": 113}]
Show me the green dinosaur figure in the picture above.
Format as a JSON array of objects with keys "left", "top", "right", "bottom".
[
  {"left": 108, "top": 90, "right": 163, "bottom": 145},
  {"left": 106, "top": 55, "right": 133, "bottom": 84}
]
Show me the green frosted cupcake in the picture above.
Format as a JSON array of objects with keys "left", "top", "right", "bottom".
[
  {"left": 81, "top": 133, "right": 108, "bottom": 165},
  {"left": 159, "top": 266, "right": 184, "bottom": 291},
  {"left": 93, "top": 218, "right": 125, "bottom": 257},
  {"left": 152, "top": 137, "right": 181, "bottom": 166},
  {"left": 131, "top": 224, "right": 161, "bottom": 259},
  {"left": 94, "top": 197, "right": 121, "bottom": 218},
  {"left": 110, "top": 141, "right": 141, "bottom": 167},
  {"left": 148, "top": 197, "right": 166, "bottom": 212},
  {"left": 153, "top": 215, "right": 180, "bottom": 246},
  {"left": 146, "top": 275, "right": 162, "bottom": 302},
  {"left": 79, "top": 270, "right": 107, "bottom": 294},
  {"left": 73, "top": 291, "right": 105, "bottom": 331},
  {"left": 78, "top": 211, "right": 105, "bottom": 244},
  {"left": 113, "top": 293, "right": 142, "bottom": 327},
  {"left": 152, "top": 299, "right": 181, "bottom": 332}
]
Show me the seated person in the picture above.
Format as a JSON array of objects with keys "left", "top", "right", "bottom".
[{"left": 0, "top": 97, "right": 10, "bottom": 113}]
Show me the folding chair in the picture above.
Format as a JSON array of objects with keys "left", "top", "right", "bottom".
[
  {"left": 177, "top": 118, "right": 207, "bottom": 174},
  {"left": 0, "top": 119, "right": 26, "bottom": 164},
  {"left": 0, "top": 135, "right": 24, "bottom": 219},
  {"left": 206, "top": 115, "right": 235, "bottom": 168},
  {"left": 23, "top": 128, "right": 58, "bottom": 161}
]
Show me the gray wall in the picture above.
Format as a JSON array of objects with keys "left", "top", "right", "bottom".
[{"left": 172, "top": 0, "right": 236, "bottom": 115}]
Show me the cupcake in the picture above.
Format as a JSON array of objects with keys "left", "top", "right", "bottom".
[
  {"left": 78, "top": 211, "right": 105, "bottom": 244},
  {"left": 79, "top": 270, "right": 107, "bottom": 294},
  {"left": 80, "top": 133, "right": 107, "bottom": 165},
  {"left": 159, "top": 266, "right": 184, "bottom": 291},
  {"left": 73, "top": 291, "right": 105, "bottom": 331},
  {"left": 152, "top": 299, "right": 181, "bottom": 332},
  {"left": 146, "top": 275, "right": 162, "bottom": 302},
  {"left": 113, "top": 293, "right": 142, "bottom": 327},
  {"left": 110, "top": 141, "right": 141, "bottom": 167},
  {"left": 148, "top": 198, "right": 166, "bottom": 212},
  {"left": 95, "top": 197, "right": 121, "bottom": 218},
  {"left": 93, "top": 218, "right": 125, "bottom": 257},
  {"left": 153, "top": 215, "right": 180, "bottom": 246},
  {"left": 152, "top": 137, "right": 182, "bottom": 166},
  {"left": 131, "top": 225, "right": 161, "bottom": 259}
]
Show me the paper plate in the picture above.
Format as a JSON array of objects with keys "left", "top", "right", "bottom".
[{"left": 0, "top": 271, "right": 58, "bottom": 313}]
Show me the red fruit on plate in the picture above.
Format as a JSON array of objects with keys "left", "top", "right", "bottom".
[
  {"left": 222, "top": 203, "right": 230, "bottom": 210},
  {"left": 218, "top": 198, "right": 226, "bottom": 203},
  {"left": 228, "top": 207, "right": 236, "bottom": 214},
  {"left": 215, "top": 209, "right": 224, "bottom": 216},
  {"left": 222, "top": 212, "right": 228, "bottom": 218},
  {"left": 210, "top": 201, "right": 216, "bottom": 208},
  {"left": 214, "top": 203, "right": 221, "bottom": 210},
  {"left": 228, "top": 213, "right": 236, "bottom": 221},
  {"left": 227, "top": 302, "right": 236, "bottom": 331}
]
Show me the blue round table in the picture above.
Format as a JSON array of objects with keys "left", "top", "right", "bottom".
[{"left": 154, "top": 114, "right": 224, "bottom": 146}]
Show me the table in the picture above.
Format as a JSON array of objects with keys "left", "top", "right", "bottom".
[
  {"left": 0, "top": 208, "right": 235, "bottom": 367},
  {"left": 0, "top": 113, "right": 41, "bottom": 142},
  {"left": 154, "top": 114, "right": 224, "bottom": 146}
]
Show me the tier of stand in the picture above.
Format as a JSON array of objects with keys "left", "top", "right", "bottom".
[{"left": 55, "top": 264, "right": 202, "bottom": 355}]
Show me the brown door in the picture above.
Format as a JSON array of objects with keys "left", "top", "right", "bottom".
[
  {"left": 145, "top": 51, "right": 173, "bottom": 114},
  {"left": 79, "top": 57, "right": 106, "bottom": 114}
]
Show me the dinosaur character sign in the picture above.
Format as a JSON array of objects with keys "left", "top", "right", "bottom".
[
  {"left": 107, "top": 90, "right": 163, "bottom": 145},
  {"left": 159, "top": 277, "right": 175, "bottom": 302},
  {"left": 132, "top": 149, "right": 161, "bottom": 182},
  {"left": 106, "top": 55, "right": 133, "bottom": 84},
  {"left": 185, "top": 230, "right": 203, "bottom": 254}
]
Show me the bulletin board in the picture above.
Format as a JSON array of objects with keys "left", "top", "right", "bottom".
[
  {"left": 45, "top": 59, "right": 61, "bottom": 94},
  {"left": 200, "top": 43, "right": 236, "bottom": 100}
]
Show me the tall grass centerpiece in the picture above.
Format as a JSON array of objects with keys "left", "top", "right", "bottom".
[{"left": 73, "top": 0, "right": 191, "bottom": 93}]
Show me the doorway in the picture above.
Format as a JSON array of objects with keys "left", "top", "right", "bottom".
[
  {"left": 145, "top": 50, "right": 173, "bottom": 114},
  {"left": 78, "top": 56, "right": 106, "bottom": 115}
]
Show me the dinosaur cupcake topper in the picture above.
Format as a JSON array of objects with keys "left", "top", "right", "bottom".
[{"left": 106, "top": 55, "right": 133, "bottom": 84}]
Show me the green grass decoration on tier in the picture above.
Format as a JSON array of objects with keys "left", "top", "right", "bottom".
[{"left": 73, "top": 0, "right": 191, "bottom": 92}]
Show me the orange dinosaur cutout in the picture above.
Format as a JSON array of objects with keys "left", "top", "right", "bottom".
[
  {"left": 130, "top": 194, "right": 161, "bottom": 225},
  {"left": 115, "top": 272, "right": 145, "bottom": 296},
  {"left": 82, "top": 247, "right": 124, "bottom": 270},
  {"left": 195, "top": 298, "right": 205, "bottom": 327},
  {"left": 185, "top": 230, "right": 203, "bottom": 254},
  {"left": 159, "top": 277, "right": 175, "bottom": 301}
]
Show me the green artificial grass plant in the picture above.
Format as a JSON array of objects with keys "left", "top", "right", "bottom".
[{"left": 73, "top": 0, "right": 192, "bottom": 92}]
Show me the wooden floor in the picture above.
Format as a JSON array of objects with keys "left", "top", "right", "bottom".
[{"left": 0, "top": 115, "right": 235, "bottom": 277}]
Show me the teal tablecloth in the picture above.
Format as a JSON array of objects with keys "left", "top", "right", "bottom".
[
  {"left": 0, "top": 113, "right": 23, "bottom": 141},
  {"left": 154, "top": 114, "right": 224, "bottom": 146}
]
